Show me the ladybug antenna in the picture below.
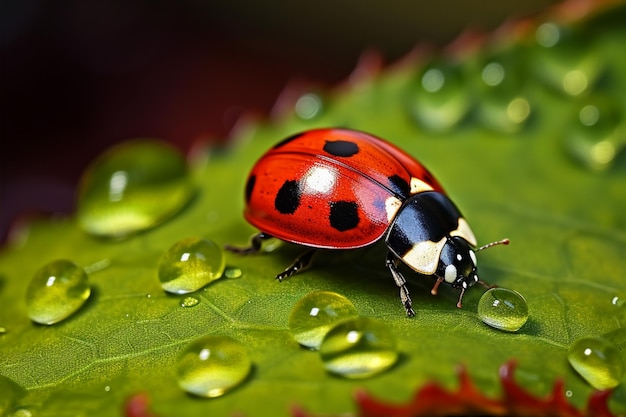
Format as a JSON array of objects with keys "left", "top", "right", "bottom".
[{"left": 476, "top": 238, "right": 510, "bottom": 252}]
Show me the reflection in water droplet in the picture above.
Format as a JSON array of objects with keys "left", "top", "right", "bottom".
[
  {"left": 477, "top": 288, "right": 528, "bottom": 332},
  {"left": 25, "top": 260, "right": 91, "bottom": 325},
  {"left": 176, "top": 335, "right": 251, "bottom": 398},
  {"left": 564, "top": 96, "right": 624, "bottom": 171},
  {"left": 288, "top": 291, "right": 358, "bottom": 350},
  {"left": 409, "top": 62, "right": 471, "bottom": 132},
  {"left": 568, "top": 337, "right": 624, "bottom": 390},
  {"left": 77, "top": 139, "right": 194, "bottom": 238},
  {"left": 158, "top": 237, "right": 225, "bottom": 294},
  {"left": 180, "top": 296, "right": 200, "bottom": 308},
  {"left": 320, "top": 317, "right": 398, "bottom": 378},
  {"left": 421, "top": 68, "right": 445, "bottom": 92},
  {"left": 295, "top": 93, "right": 323, "bottom": 119}
]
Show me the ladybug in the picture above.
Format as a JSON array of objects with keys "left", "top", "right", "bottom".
[{"left": 227, "top": 128, "right": 508, "bottom": 317}]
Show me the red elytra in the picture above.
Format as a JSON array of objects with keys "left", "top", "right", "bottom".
[{"left": 243, "top": 128, "right": 444, "bottom": 249}]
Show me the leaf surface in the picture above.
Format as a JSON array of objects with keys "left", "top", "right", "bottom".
[{"left": 1, "top": 5, "right": 626, "bottom": 416}]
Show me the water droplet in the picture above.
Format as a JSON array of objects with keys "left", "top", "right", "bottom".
[
  {"left": 477, "top": 288, "right": 528, "bottom": 332},
  {"left": 25, "top": 260, "right": 91, "bottom": 325},
  {"left": 319, "top": 317, "right": 398, "bottom": 378},
  {"left": 474, "top": 50, "right": 531, "bottom": 133},
  {"left": 295, "top": 93, "right": 323, "bottom": 119},
  {"left": 409, "top": 61, "right": 471, "bottom": 132},
  {"left": 77, "top": 139, "right": 194, "bottom": 238},
  {"left": 535, "top": 22, "right": 561, "bottom": 48},
  {"left": 564, "top": 96, "right": 624, "bottom": 171},
  {"left": 180, "top": 296, "right": 200, "bottom": 308},
  {"left": 288, "top": 291, "right": 358, "bottom": 350},
  {"left": 481, "top": 62, "right": 506, "bottom": 87},
  {"left": 224, "top": 267, "right": 243, "bottom": 279},
  {"left": 531, "top": 23, "right": 603, "bottom": 96},
  {"left": 9, "top": 408, "right": 33, "bottom": 417},
  {"left": 176, "top": 335, "right": 251, "bottom": 398},
  {"left": 104, "top": 385, "right": 111, "bottom": 392},
  {"left": 567, "top": 337, "right": 624, "bottom": 390},
  {"left": 158, "top": 237, "right": 225, "bottom": 294}
]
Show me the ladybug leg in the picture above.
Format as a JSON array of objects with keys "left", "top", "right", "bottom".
[
  {"left": 385, "top": 253, "right": 416, "bottom": 317},
  {"left": 276, "top": 249, "right": 317, "bottom": 281},
  {"left": 225, "top": 232, "right": 273, "bottom": 254}
]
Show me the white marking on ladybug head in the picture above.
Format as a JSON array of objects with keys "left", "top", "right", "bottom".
[
  {"left": 469, "top": 250, "right": 477, "bottom": 266},
  {"left": 410, "top": 177, "right": 434, "bottom": 194},
  {"left": 303, "top": 165, "right": 337, "bottom": 194},
  {"left": 401, "top": 237, "right": 446, "bottom": 275},
  {"left": 449, "top": 218, "right": 477, "bottom": 247},
  {"left": 456, "top": 253, "right": 462, "bottom": 261},
  {"left": 473, "top": 274, "right": 479, "bottom": 282},
  {"left": 462, "top": 281, "right": 468, "bottom": 289},
  {"left": 384, "top": 196, "right": 403, "bottom": 223},
  {"left": 444, "top": 264, "right": 457, "bottom": 283}
]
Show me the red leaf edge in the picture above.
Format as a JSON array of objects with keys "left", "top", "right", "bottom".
[{"left": 292, "top": 361, "right": 617, "bottom": 417}]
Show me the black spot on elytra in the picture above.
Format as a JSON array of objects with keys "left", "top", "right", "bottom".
[
  {"left": 245, "top": 175, "right": 256, "bottom": 203},
  {"left": 388, "top": 174, "right": 410, "bottom": 198},
  {"left": 273, "top": 132, "right": 304, "bottom": 149},
  {"left": 329, "top": 201, "right": 359, "bottom": 231},
  {"left": 275, "top": 180, "right": 301, "bottom": 214},
  {"left": 323, "top": 140, "right": 359, "bottom": 157}
]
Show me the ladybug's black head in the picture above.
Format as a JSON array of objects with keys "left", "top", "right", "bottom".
[{"left": 436, "top": 236, "right": 478, "bottom": 305}]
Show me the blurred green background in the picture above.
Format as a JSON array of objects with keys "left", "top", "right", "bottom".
[{"left": 0, "top": 0, "right": 559, "bottom": 242}]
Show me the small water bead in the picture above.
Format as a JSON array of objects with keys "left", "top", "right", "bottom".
[
  {"left": 25, "top": 260, "right": 91, "bottom": 325},
  {"left": 224, "top": 267, "right": 243, "bottom": 279},
  {"left": 176, "top": 335, "right": 251, "bottom": 398},
  {"left": 477, "top": 288, "right": 528, "bottom": 332},
  {"left": 567, "top": 337, "right": 624, "bottom": 390},
  {"left": 288, "top": 291, "right": 358, "bottom": 349},
  {"left": 158, "top": 237, "right": 225, "bottom": 294},
  {"left": 77, "top": 139, "right": 194, "bottom": 238},
  {"left": 180, "top": 296, "right": 200, "bottom": 308},
  {"left": 409, "top": 62, "right": 471, "bottom": 132},
  {"left": 320, "top": 317, "right": 398, "bottom": 379}
]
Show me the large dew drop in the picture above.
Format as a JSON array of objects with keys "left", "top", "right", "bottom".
[
  {"left": 477, "top": 287, "right": 528, "bottom": 332},
  {"left": 77, "top": 139, "right": 194, "bottom": 238},
  {"left": 25, "top": 260, "right": 91, "bottom": 325},
  {"left": 158, "top": 237, "right": 225, "bottom": 294},
  {"left": 288, "top": 291, "right": 358, "bottom": 350},
  {"left": 567, "top": 336, "right": 624, "bottom": 390},
  {"left": 319, "top": 317, "right": 398, "bottom": 379},
  {"left": 176, "top": 335, "right": 251, "bottom": 398}
]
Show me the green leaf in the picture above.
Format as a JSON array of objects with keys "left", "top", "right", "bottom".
[{"left": 1, "top": 6, "right": 626, "bottom": 417}]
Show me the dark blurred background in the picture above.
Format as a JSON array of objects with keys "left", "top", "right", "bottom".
[{"left": 0, "top": 0, "right": 558, "bottom": 243}]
